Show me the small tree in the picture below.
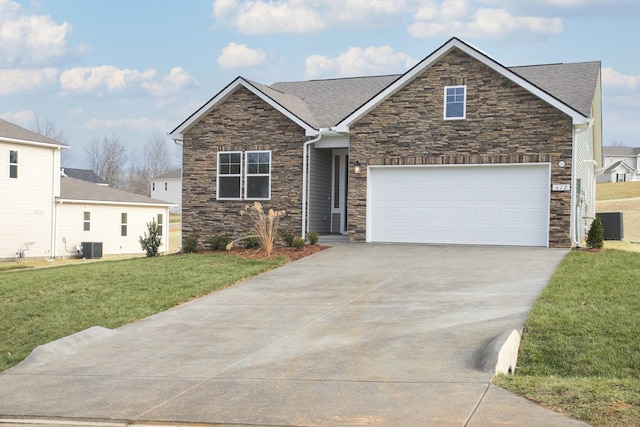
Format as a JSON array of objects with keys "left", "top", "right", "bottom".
[
  {"left": 586, "top": 216, "right": 604, "bottom": 249},
  {"left": 139, "top": 219, "right": 162, "bottom": 257}
]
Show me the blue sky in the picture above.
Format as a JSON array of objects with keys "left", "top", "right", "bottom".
[{"left": 1, "top": 0, "right": 639, "bottom": 168}]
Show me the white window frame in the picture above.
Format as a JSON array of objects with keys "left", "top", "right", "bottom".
[
  {"left": 121, "top": 212, "right": 128, "bottom": 237},
  {"left": 444, "top": 85, "right": 466, "bottom": 120},
  {"left": 245, "top": 150, "right": 271, "bottom": 200},
  {"left": 217, "top": 151, "right": 242, "bottom": 200},
  {"left": 83, "top": 211, "right": 91, "bottom": 231},
  {"left": 9, "top": 149, "right": 18, "bottom": 179},
  {"left": 157, "top": 213, "right": 164, "bottom": 236}
]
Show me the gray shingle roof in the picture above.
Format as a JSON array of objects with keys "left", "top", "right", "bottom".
[
  {"left": 510, "top": 61, "right": 601, "bottom": 117},
  {"left": 265, "top": 61, "right": 599, "bottom": 128},
  {"left": 603, "top": 146, "right": 640, "bottom": 156},
  {"left": 62, "top": 168, "right": 107, "bottom": 184},
  {"left": 60, "top": 176, "right": 172, "bottom": 205},
  {"left": 0, "top": 118, "right": 67, "bottom": 146},
  {"left": 151, "top": 169, "right": 181, "bottom": 180}
]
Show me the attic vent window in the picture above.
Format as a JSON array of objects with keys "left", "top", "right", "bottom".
[{"left": 444, "top": 85, "right": 466, "bottom": 120}]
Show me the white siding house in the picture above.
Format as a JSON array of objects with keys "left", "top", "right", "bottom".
[
  {"left": 150, "top": 169, "right": 181, "bottom": 213},
  {"left": 57, "top": 177, "right": 173, "bottom": 258},
  {"left": 1, "top": 118, "right": 66, "bottom": 260},
  {"left": 597, "top": 146, "right": 640, "bottom": 182},
  {"left": 1, "top": 118, "right": 173, "bottom": 260}
]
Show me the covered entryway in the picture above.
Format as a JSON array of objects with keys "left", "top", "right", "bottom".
[{"left": 368, "top": 164, "right": 550, "bottom": 246}]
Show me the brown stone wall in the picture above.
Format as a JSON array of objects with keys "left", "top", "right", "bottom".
[
  {"left": 348, "top": 48, "right": 574, "bottom": 247},
  {"left": 182, "top": 86, "right": 307, "bottom": 250}
]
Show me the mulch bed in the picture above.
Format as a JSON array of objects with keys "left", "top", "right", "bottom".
[{"left": 224, "top": 244, "right": 328, "bottom": 261}]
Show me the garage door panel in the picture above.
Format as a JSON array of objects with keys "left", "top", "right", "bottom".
[{"left": 369, "top": 165, "right": 549, "bottom": 247}]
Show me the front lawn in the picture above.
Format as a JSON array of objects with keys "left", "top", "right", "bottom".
[
  {"left": 0, "top": 253, "right": 286, "bottom": 372},
  {"left": 495, "top": 249, "right": 640, "bottom": 426}
]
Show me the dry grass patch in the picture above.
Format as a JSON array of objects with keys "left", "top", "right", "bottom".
[{"left": 597, "top": 181, "right": 640, "bottom": 200}]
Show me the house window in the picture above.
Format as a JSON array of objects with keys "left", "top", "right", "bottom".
[
  {"left": 217, "top": 151, "right": 242, "bottom": 199},
  {"left": 9, "top": 150, "right": 18, "bottom": 178},
  {"left": 164, "top": 182, "right": 168, "bottom": 191},
  {"left": 121, "top": 213, "right": 128, "bottom": 236},
  {"left": 245, "top": 151, "right": 271, "bottom": 200},
  {"left": 444, "top": 85, "right": 466, "bottom": 119},
  {"left": 152, "top": 182, "right": 155, "bottom": 191},
  {"left": 83, "top": 211, "right": 91, "bottom": 231},
  {"left": 157, "top": 213, "right": 163, "bottom": 236},
  {"left": 616, "top": 173, "right": 626, "bottom": 182}
]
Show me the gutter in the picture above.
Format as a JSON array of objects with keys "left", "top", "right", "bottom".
[{"left": 301, "top": 133, "right": 323, "bottom": 238}]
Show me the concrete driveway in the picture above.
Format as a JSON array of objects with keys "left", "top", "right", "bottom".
[{"left": 0, "top": 244, "right": 589, "bottom": 426}]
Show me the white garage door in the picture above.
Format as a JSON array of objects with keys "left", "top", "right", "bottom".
[{"left": 368, "top": 165, "right": 550, "bottom": 246}]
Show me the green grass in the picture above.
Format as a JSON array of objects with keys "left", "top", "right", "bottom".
[
  {"left": 495, "top": 250, "right": 640, "bottom": 426},
  {"left": 0, "top": 253, "right": 286, "bottom": 372}
]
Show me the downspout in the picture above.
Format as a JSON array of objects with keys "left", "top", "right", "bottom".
[
  {"left": 50, "top": 148, "right": 59, "bottom": 259},
  {"left": 301, "top": 133, "right": 323, "bottom": 238}
]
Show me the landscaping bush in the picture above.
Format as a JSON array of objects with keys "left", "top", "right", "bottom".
[
  {"left": 139, "top": 219, "right": 162, "bottom": 257},
  {"left": 292, "top": 237, "right": 305, "bottom": 250},
  {"left": 209, "top": 234, "right": 230, "bottom": 251},
  {"left": 306, "top": 231, "right": 319, "bottom": 245},
  {"left": 586, "top": 216, "right": 604, "bottom": 249},
  {"left": 182, "top": 235, "right": 199, "bottom": 253},
  {"left": 239, "top": 201, "right": 286, "bottom": 256},
  {"left": 243, "top": 236, "right": 262, "bottom": 249},
  {"left": 279, "top": 230, "right": 295, "bottom": 247}
]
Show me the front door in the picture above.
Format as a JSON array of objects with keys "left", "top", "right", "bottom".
[{"left": 331, "top": 149, "right": 348, "bottom": 234}]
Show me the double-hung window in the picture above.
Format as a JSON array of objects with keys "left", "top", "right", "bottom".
[
  {"left": 444, "top": 85, "right": 466, "bottom": 120},
  {"left": 245, "top": 151, "right": 271, "bottom": 200},
  {"left": 121, "top": 213, "right": 128, "bottom": 236},
  {"left": 217, "top": 150, "right": 271, "bottom": 200},
  {"left": 9, "top": 150, "right": 18, "bottom": 178},
  {"left": 83, "top": 211, "right": 91, "bottom": 231},
  {"left": 217, "top": 151, "right": 242, "bottom": 199}
]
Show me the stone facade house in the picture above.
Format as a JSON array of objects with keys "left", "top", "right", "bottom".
[{"left": 170, "top": 37, "right": 602, "bottom": 248}]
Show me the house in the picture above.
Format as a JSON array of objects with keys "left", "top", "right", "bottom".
[
  {"left": 0, "top": 118, "right": 173, "bottom": 260},
  {"left": 169, "top": 37, "right": 602, "bottom": 249},
  {"left": 597, "top": 146, "right": 640, "bottom": 182},
  {"left": 150, "top": 169, "right": 182, "bottom": 213}
]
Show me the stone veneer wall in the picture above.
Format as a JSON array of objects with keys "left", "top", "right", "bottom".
[
  {"left": 181, "top": 86, "right": 307, "bottom": 250},
  {"left": 348, "top": 48, "right": 574, "bottom": 248}
]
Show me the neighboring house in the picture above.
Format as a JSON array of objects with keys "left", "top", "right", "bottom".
[
  {"left": 170, "top": 37, "right": 603, "bottom": 249},
  {"left": 0, "top": 118, "right": 173, "bottom": 260},
  {"left": 150, "top": 169, "right": 182, "bottom": 213},
  {"left": 597, "top": 146, "right": 640, "bottom": 182},
  {"left": 1, "top": 118, "right": 67, "bottom": 259},
  {"left": 62, "top": 167, "right": 108, "bottom": 185}
]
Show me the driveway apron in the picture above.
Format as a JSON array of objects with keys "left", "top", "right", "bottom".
[{"left": 0, "top": 244, "right": 589, "bottom": 426}]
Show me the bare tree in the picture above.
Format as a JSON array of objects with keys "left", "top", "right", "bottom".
[
  {"left": 144, "top": 131, "right": 176, "bottom": 178},
  {"left": 85, "top": 133, "right": 128, "bottom": 189},
  {"left": 29, "top": 114, "right": 70, "bottom": 166},
  {"left": 126, "top": 162, "right": 150, "bottom": 195}
]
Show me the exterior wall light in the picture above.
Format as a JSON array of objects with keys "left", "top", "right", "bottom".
[
  {"left": 559, "top": 161, "right": 566, "bottom": 168},
  {"left": 354, "top": 161, "right": 362, "bottom": 174}
]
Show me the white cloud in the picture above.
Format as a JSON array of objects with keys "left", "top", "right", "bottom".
[
  {"left": 305, "top": 45, "right": 418, "bottom": 78},
  {"left": 217, "top": 42, "right": 267, "bottom": 69},
  {"left": 0, "top": 67, "right": 58, "bottom": 95},
  {"left": 409, "top": 0, "right": 563, "bottom": 38},
  {"left": 0, "top": 109, "right": 36, "bottom": 127},
  {"left": 0, "top": 0, "right": 85, "bottom": 66},
  {"left": 60, "top": 66, "right": 157, "bottom": 94},
  {"left": 141, "top": 67, "right": 200, "bottom": 98},
  {"left": 213, "top": 0, "right": 325, "bottom": 34},
  {"left": 602, "top": 67, "right": 639, "bottom": 89}
]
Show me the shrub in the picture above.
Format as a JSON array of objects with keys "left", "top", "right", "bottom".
[
  {"left": 182, "top": 235, "right": 199, "bottom": 253},
  {"left": 239, "top": 201, "right": 286, "bottom": 256},
  {"left": 586, "top": 216, "right": 604, "bottom": 249},
  {"left": 139, "top": 219, "right": 162, "bottom": 257},
  {"left": 209, "top": 234, "right": 230, "bottom": 251},
  {"left": 292, "top": 237, "right": 305, "bottom": 250},
  {"left": 279, "top": 231, "right": 295, "bottom": 247},
  {"left": 243, "top": 236, "right": 262, "bottom": 249},
  {"left": 306, "top": 231, "right": 319, "bottom": 245}
]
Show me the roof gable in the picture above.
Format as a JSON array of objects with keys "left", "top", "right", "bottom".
[
  {"left": 604, "top": 160, "right": 637, "bottom": 173},
  {"left": 0, "top": 118, "right": 67, "bottom": 148},
  {"left": 337, "top": 37, "right": 591, "bottom": 129},
  {"left": 169, "top": 77, "right": 317, "bottom": 139}
]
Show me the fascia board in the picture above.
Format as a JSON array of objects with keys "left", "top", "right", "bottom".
[
  {"left": 169, "top": 77, "right": 316, "bottom": 140},
  {"left": 57, "top": 198, "right": 175, "bottom": 208},
  {"left": 0, "top": 136, "right": 67, "bottom": 149},
  {"left": 337, "top": 38, "right": 588, "bottom": 128}
]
